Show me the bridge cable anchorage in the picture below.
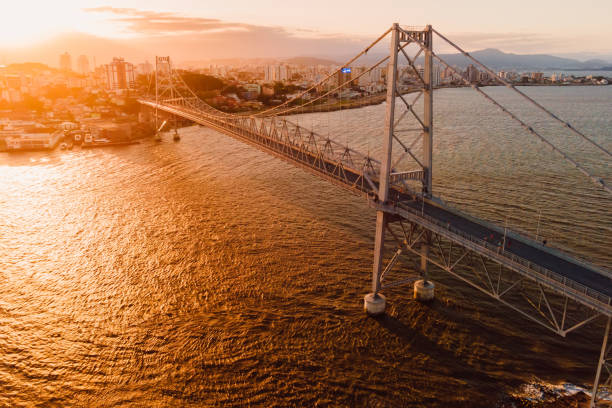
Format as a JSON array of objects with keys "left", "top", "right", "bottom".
[
  {"left": 429, "top": 52, "right": 611, "bottom": 196},
  {"left": 432, "top": 28, "right": 612, "bottom": 159}
]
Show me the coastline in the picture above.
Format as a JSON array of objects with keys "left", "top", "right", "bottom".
[{"left": 247, "top": 83, "right": 609, "bottom": 117}]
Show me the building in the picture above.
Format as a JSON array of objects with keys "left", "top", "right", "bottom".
[
  {"left": 433, "top": 66, "right": 441, "bottom": 86},
  {"left": 264, "top": 65, "right": 290, "bottom": 82},
  {"left": 136, "top": 61, "right": 153, "bottom": 76},
  {"left": 465, "top": 64, "right": 479, "bottom": 83},
  {"left": 531, "top": 72, "right": 544, "bottom": 82},
  {"left": 59, "top": 52, "right": 72, "bottom": 71},
  {"left": 4, "top": 125, "right": 61, "bottom": 151},
  {"left": 243, "top": 83, "right": 261, "bottom": 94},
  {"left": 77, "top": 55, "right": 90, "bottom": 75},
  {"left": 337, "top": 67, "right": 351, "bottom": 86},
  {"left": 479, "top": 71, "right": 490, "bottom": 83},
  {"left": 104, "top": 57, "right": 136, "bottom": 91}
]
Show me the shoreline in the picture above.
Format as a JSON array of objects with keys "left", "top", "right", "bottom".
[{"left": 233, "top": 82, "right": 609, "bottom": 117}]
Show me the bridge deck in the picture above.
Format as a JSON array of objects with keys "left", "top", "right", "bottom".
[
  {"left": 141, "top": 99, "right": 612, "bottom": 314},
  {"left": 398, "top": 194, "right": 612, "bottom": 299}
]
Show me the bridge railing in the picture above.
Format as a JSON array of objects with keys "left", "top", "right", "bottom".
[
  {"left": 162, "top": 100, "right": 383, "bottom": 178},
  {"left": 396, "top": 199, "right": 612, "bottom": 310}
]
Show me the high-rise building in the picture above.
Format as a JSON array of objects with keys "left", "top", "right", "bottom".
[
  {"left": 103, "top": 57, "right": 135, "bottom": 91},
  {"left": 136, "top": 61, "right": 153, "bottom": 75},
  {"left": 264, "top": 65, "right": 273, "bottom": 82},
  {"left": 433, "top": 66, "right": 441, "bottom": 86},
  {"left": 59, "top": 52, "right": 72, "bottom": 71},
  {"left": 77, "top": 55, "right": 89, "bottom": 75},
  {"left": 465, "top": 64, "right": 479, "bottom": 83},
  {"left": 264, "top": 65, "right": 290, "bottom": 82}
]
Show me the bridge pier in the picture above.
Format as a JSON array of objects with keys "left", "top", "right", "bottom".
[
  {"left": 364, "top": 293, "right": 386, "bottom": 315},
  {"left": 414, "top": 240, "right": 435, "bottom": 301},
  {"left": 365, "top": 211, "right": 389, "bottom": 316}
]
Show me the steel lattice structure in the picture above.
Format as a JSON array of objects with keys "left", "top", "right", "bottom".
[{"left": 139, "top": 24, "right": 612, "bottom": 407}]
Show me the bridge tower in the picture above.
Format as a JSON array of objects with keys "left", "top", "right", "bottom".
[
  {"left": 154, "top": 56, "right": 174, "bottom": 140},
  {"left": 365, "top": 24, "right": 435, "bottom": 315}
]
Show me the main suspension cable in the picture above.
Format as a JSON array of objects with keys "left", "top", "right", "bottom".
[
  {"left": 252, "top": 27, "right": 393, "bottom": 118},
  {"left": 432, "top": 28, "right": 612, "bottom": 159},
  {"left": 431, "top": 52, "right": 611, "bottom": 195}
]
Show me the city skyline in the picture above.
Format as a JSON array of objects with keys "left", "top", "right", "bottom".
[{"left": 1, "top": 1, "right": 612, "bottom": 67}]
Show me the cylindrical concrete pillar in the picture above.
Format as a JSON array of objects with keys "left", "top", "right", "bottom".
[
  {"left": 414, "top": 279, "right": 435, "bottom": 302},
  {"left": 364, "top": 293, "right": 386, "bottom": 315}
]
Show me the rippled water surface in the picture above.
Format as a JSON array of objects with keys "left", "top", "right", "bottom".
[{"left": 0, "top": 86, "right": 610, "bottom": 407}]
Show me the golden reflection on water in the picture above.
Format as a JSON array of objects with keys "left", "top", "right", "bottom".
[{"left": 0, "top": 87, "right": 610, "bottom": 407}]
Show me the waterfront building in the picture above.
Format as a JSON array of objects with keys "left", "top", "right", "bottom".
[
  {"left": 433, "top": 66, "right": 441, "bottom": 86},
  {"left": 479, "top": 71, "right": 490, "bottom": 82},
  {"left": 531, "top": 72, "right": 544, "bottom": 82},
  {"left": 5, "top": 130, "right": 61, "bottom": 151},
  {"left": 465, "top": 64, "right": 479, "bottom": 83}
]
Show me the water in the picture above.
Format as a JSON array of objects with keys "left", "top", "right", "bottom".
[{"left": 0, "top": 86, "right": 610, "bottom": 407}]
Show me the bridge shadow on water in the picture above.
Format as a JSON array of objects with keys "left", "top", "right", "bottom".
[{"left": 367, "top": 295, "right": 599, "bottom": 405}]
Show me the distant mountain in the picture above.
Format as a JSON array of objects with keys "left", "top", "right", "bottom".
[
  {"left": 582, "top": 58, "right": 611, "bottom": 66},
  {"left": 430, "top": 48, "right": 612, "bottom": 71},
  {"left": 283, "top": 56, "right": 339, "bottom": 66},
  {"left": 3, "top": 62, "right": 53, "bottom": 72}
]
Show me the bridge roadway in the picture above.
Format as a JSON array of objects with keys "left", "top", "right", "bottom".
[{"left": 140, "top": 99, "right": 612, "bottom": 315}]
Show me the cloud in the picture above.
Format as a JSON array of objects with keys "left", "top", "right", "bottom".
[
  {"left": 85, "top": 6, "right": 287, "bottom": 36},
  {"left": 444, "top": 31, "right": 576, "bottom": 54},
  {"left": 79, "top": 6, "right": 372, "bottom": 61}
]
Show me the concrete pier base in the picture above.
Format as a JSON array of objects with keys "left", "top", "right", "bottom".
[
  {"left": 414, "top": 280, "right": 435, "bottom": 302},
  {"left": 364, "top": 293, "right": 386, "bottom": 315}
]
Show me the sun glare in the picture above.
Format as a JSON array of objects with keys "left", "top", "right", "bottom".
[{"left": 0, "top": 2, "right": 125, "bottom": 47}]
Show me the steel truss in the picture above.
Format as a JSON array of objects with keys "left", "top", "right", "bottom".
[
  {"left": 371, "top": 24, "right": 612, "bottom": 408},
  {"left": 141, "top": 23, "right": 611, "bottom": 407},
  {"left": 374, "top": 207, "right": 612, "bottom": 406}
]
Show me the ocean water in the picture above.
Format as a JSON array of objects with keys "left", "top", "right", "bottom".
[{"left": 0, "top": 86, "right": 610, "bottom": 407}]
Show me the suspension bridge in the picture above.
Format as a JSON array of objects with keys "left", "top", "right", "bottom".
[{"left": 138, "top": 24, "right": 612, "bottom": 406}]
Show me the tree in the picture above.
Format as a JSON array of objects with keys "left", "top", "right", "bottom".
[
  {"left": 180, "top": 72, "right": 225, "bottom": 92},
  {"left": 21, "top": 95, "right": 45, "bottom": 112},
  {"left": 119, "top": 97, "right": 141, "bottom": 114}
]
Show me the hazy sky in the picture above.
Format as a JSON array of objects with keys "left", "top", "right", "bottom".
[{"left": 1, "top": 0, "right": 611, "bottom": 63}]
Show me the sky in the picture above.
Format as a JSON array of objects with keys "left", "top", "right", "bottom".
[{"left": 1, "top": 0, "right": 611, "bottom": 65}]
